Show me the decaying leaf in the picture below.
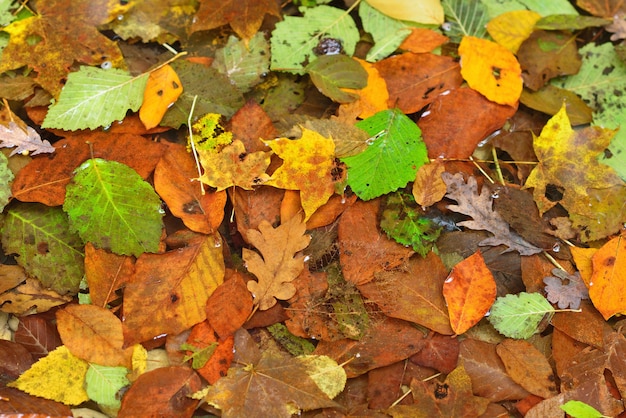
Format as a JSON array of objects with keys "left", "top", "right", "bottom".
[
  {"left": 0, "top": 121, "right": 54, "bottom": 156},
  {"left": 543, "top": 268, "right": 589, "bottom": 310},
  {"left": 442, "top": 173, "right": 542, "bottom": 256},
  {"left": 244, "top": 214, "right": 311, "bottom": 310}
]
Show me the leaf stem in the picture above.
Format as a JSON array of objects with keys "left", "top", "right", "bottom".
[{"left": 187, "top": 95, "right": 205, "bottom": 195}]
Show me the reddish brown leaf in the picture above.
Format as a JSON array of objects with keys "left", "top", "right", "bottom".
[
  {"left": 0, "top": 386, "right": 72, "bottom": 416},
  {"left": 418, "top": 88, "right": 516, "bottom": 159},
  {"left": 410, "top": 333, "right": 460, "bottom": 374},
  {"left": 230, "top": 186, "right": 284, "bottom": 245},
  {"left": 399, "top": 28, "right": 449, "bottom": 53},
  {"left": 551, "top": 300, "right": 609, "bottom": 349},
  {"left": 84, "top": 242, "right": 134, "bottom": 308},
  {"left": 374, "top": 52, "right": 462, "bottom": 114},
  {"left": 118, "top": 366, "right": 202, "bottom": 418},
  {"left": 14, "top": 314, "right": 62, "bottom": 360},
  {"left": 338, "top": 199, "right": 414, "bottom": 286},
  {"left": 206, "top": 270, "right": 254, "bottom": 339},
  {"left": 0, "top": 340, "right": 33, "bottom": 378},
  {"left": 228, "top": 99, "right": 277, "bottom": 153},
  {"left": 367, "top": 362, "right": 411, "bottom": 409},
  {"left": 186, "top": 320, "right": 234, "bottom": 384}
]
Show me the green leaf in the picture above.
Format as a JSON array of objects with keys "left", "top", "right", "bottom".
[
  {"left": 181, "top": 342, "right": 218, "bottom": 369},
  {"left": 1, "top": 203, "right": 84, "bottom": 294},
  {"left": 267, "top": 323, "right": 315, "bottom": 356},
  {"left": 63, "top": 158, "right": 164, "bottom": 257},
  {"left": 488, "top": 292, "right": 555, "bottom": 339},
  {"left": 442, "top": 0, "right": 489, "bottom": 42},
  {"left": 535, "top": 15, "right": 611, "bottom": 30},
  {"left": 326, "top": 263, "right": 370, "bottom": 340},
  {"left": 552, "top": 42, "right": 626, "bottom": 181},
  {"left": 305, "top": 55, "right": 367, "bottom": 103},
  {"left": 0, "top": 152, "right": 13, "bottom": 212},
  {"left": 270, "top": 5, "right": 359, "bottom": 74},
  {"left": 480, "top": 0, "right": 578, "bottom": 18},
  {"left": 213, "top": 32, "right": 270, "bottom": 93},
  {"left": 0, "top": 0, "right": 17, "bottom": 26},
  {"left": 42, "top": 66, "right": 148, "bottom": 131},
  {"left": 340, "top": 108, "right": 429, "bottom": 201},
  {"left": 359, "top": 1, "right": 413, "bottom": 62},
  {"left": 161, "top": 60, "right": 244, "bottom": 128},
  {"left": 380, "top": 192, "right": 441, "bottom": 257},
  {"left": 85, "top": 364, "right": 129, "bottom": 408},
  {"left": 561, "top": 400, "right": 606, "bottom": 418}
]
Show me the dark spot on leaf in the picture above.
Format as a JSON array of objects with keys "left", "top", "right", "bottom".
[
  {"left": 183, "top": 201, "right": 203, "bottom": 214},
  {"left": 434, "top": 383, "right": 449, "bottom": 399},
  {"left": 239, "top": 153, "right": 247, "bottom": 161},
  {"left": 605, "top": 256, "right": 616, "bottom": 266},
  {"left": 37, "top": 242, "right": 49, "bottom": 254},
  {"left": 172, "top": 81, "right": 180, "bottom": 89},
  {"left": 604, "top": 148, "right": 613, "bottom": 159},
  {"left": 170, "top": 293, "right": 179, "bottom": 303},
  {"left": 422, "top": 86, "right": 436, "bottom": 99},
  {"left": 545, "top": 184, "right": 564, "bottom": 202},
  {"left": 492, "top": 66, "right": 502, "bottom": 80},
  {"left": 603, "top": 65, "right": 615, "bottom": 75},
  {"left": 157, "top": 89, "right": 164, "bottom": 96}
]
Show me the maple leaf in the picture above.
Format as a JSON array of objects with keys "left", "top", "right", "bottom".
[
  {"left": 191, "top": 0, "right": 281, "bottom": 41},
  {"left": 243, "top": 214, "right": 311, "bottom": 310},
  {"left": 442, "top": 173, "right": 542, "bottom": 255},
  {"left": 198, "top": 140, "right": 271, "bottom": 191},
  {"left": 543, "top": 268, "right": 589, "bottom": 310},
  {"left": 0, "top": 0, "right": 127, "bottom": 96},
  {"left": 263, "top": 129, "right": 338, "bottom": 221},
  {"left": 0, "top": 121, "right": 54, "bottom": 156}
]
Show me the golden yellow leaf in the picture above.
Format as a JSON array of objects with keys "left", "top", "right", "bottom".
[
  {"left": 458, "top": 36, "right": 523, "bottom": 106},
  {"left": 244, "top": 214, "right": 311, "bottom": 310},
  {"left": 140, "top": 65, "right": 183, "bottom": 129},
  {"left": 486, "top": 10, "right": 542, "bottom": 53},
  {"left": 198, "top": 140, "right": 271, "bottom": 191},
  {"left": 8, "top": 345, "right": 89, "bottom": 405},
  {"left": 340, "top": 58, "right": 389, "bottom": 119},
  {"left": 589, "top": 235, "right": 626, "bottom": 319},
  {"left": 366, "top": 0, "right": 444, "bottom": 25},
  {"left": 263, "top": 129, "right": 337, "bottom": 221},
  {"left": 412, "top": 160, "right": 446, "bottom": 207}
]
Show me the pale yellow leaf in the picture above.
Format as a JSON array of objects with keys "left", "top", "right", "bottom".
[{"left": 365, "top": 0, "right": 444, "bottom": 25}]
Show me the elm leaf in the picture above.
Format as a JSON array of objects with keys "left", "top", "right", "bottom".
[
  {"left": 63, "top": 158, "right": 164, "bottom": 257},
  {"left": 488, "top": 292, "right": 555, "bottom": 339}
]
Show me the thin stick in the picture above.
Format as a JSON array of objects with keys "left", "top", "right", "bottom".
[
  {"left": 187, "top": 95, "right": 205, "bottom": 195},
  {"left": 470, "top": 156, "right": 494, "bottom": 184}
]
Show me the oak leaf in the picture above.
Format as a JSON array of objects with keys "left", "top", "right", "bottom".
[
  {"left": 543, "top": 268, "right": 589, "bottom": 310},
  {"left": 442, "top": 173, "right": 542, "bottom": 255},
  {"left": 243, "top": 214, "right": 311, "bottom": 311},
  {"left": 0, "top": 121, "right": 54, "bottom": 156}
]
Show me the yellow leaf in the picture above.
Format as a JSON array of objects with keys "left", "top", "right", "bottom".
[
  {"left": 487, "top": 10, "right": 542, "bottom": 53},
  {"left": 8, "top": 345, "right": 89, "bottom": 405},
  {"left": 198, "top": 140, "right": 271, "bottom": 191},
  {"left": 244, "top": 214, "right": 311, "bottom": 310},
  {"left": 412, "top": 160, "right": 446, "bottom": 207},
  {"left": 589, "top": 235, "right": 626, "bottom": 319},
  {"left": 458, "top": 36, "right": 523, "bottom": 106},
  {"left": 140, "top": 65, "right": 183, "bottom": 129},
  {"left": 263, "top": 129, "right": 337, "bottom": 221},
  {"left": 340, "top": 58, "right": 389, "bottom": 119},
  {"left": 365, "top": 0, "right": 444, "bottom": 25}
]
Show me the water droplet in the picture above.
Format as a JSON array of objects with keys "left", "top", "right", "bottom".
[
  {"left": 192, "top": 16, "right": 198, "bottom": 24},
  {"left": 102, "top": 124, "right": 112, "bottom": 131},
  {"left": 484, "top": 311, "right": 491, "bottom": 317},
  {"left": 303, "top": 255, "right": 310, "bottom": 262},
  {"left": 214, "top": 239, "right": 221, "bottom": 248},
  {"left": 341, "top": 197, "right": 346, "bottom": 204},
  {"left": 444, "top": 276, "right": 454, "bottom": 283},
  {"left": 491, "top": 191, "right": 499, "bottom": 199},
  {"left": 421, "top": 110, "right": 431, "bottom": 117},
  {"left": 100, "top": 61, "right": 112, "bottom": 70},
  {"left": 116, "top": 14, "right": 124, "bottom": 21},
  {"left": 442, "top": 22, "right": 452, "bottom": 31},
  {"left": 552, "top": 243, "right": 560, "bottom": 252},
  {"left": 589, "top": 281, "right": 593, "bottom": 286}
]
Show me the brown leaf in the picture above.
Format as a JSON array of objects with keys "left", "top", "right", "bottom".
[
  {"left": 410, "top": 333, "right": 460, "bottom": 374},
  {"left": 358, "top": 252, "right": 453, "bottom": 335},
  {"left": 412, "top": 161, "right": 447, "bottom": 207},
  {"left": 338, "top": 199, "right": 414, "bottom": 286},
  {"left": 551, "top": 300, "right": 610, "bottom": 349},
  {"left": 0, "top": 264, "right": 27, "bottom": 293},
  {"left": 0, "top": 386, "right": 72, "bottom": 416},
  {"left": 123, "top": 233, "right": 225, "bottom": 346},
  {"left": 0, "top": 340, "right": 33, "bottom": 378},
  {"left": 0, "top": 277, "right": 72, "bottom": 315},
  {"left": 118, "top": 366, "right": 202, "bottom": 418},
  {"left": 228, "top": 99, "right": 276, "bottom": 153},
  {"left": 0, "top": 121, "right": 54, "bottom": 156},
  {"left": 84, "top": 242, "right": 134, "bottom": 308},
  {"left": 14, "top": 314, "right": 62, "bottom": 360},
  {"left": 374, "top": 52, "right": 463, "bottom": 114},
  {"left": 418, "top": 88, "right": 516, "bottom": 159},
  {"left": 230, "top": 186, "right": 284, "bottom": 245},
  {"left": 205, "top": 270, "right": 254, "bottom": 339},
  {"left": 496, "top": 339, "right": 558, "bottom": 398},
  {"left": 244, "top": 213, "right": 311, "bottom": 310},
  {"left": 185, "top": 320, "right": 234, "bottom": 384}
]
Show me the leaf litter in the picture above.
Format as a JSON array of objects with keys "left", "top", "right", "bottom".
[{"left": 1, "top": 0, "right": 626, "bottom": 416}]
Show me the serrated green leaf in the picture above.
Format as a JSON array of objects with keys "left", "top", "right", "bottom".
[
  {"left": 380, "top": 192, "right": 441, "bottom": 257},
  {"left": 442, "top": 0, "right": 489, "bottom": 42},
  {"left": 488, "top": 292, "right": 555, "bottom": 339},
  {"left": 340, "top": 109, "right": 429, "bottom": 201},
  {"left": 267, "top": 323, "right": 315, "bottom": 356},
  {"left": 561, "top": 400, "right": 606, "bottom": 418},
  {"left": 63, "top": 158, "right": 164, "bottom": 257},
  {"left": 359, "top": 1, "right": 413, "bottom": 62},
  {"left": 535, "top": 15, "right": 611, "bottom": 30},
  {"left": 552, "top": 42, "right": 626, "bottom": 181},
  {"left": 1, "top": 202, "right": 84, "bottom": 294},
  {"left": 0, "top": 152, "right": 13, "bottom": 212},
  {"left": 270, "top": 5, "right": 359, "bottom": 74},
  {"left": 85, "top": 364, "right": 129, "bottom": 408},
  {"left": 213, "top": 32, "right": 270, "bottom": 93},
  {"left": 481, "top": 0, "right": 578, "bottom": 18},
  {"left": 161, "top": 60, "right": 244, "bottom": 128},
  {"left": 42, "top": 66, "right": 148, "bottom": 131},
  {"left": 305, "top": 55, "right": 367, "bottom": 103}
]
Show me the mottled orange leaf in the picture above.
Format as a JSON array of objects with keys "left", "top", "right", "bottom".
[
  {"left": 399, "top": 27, "right": 449, "bottom": 53},
  {"left": 205, "top": 270, "right": 254, "bottom": 339},
  {"left": 122, "top": 233, "right": 225, "bottom": 346},
  {"left": 155, "top": 142, "right": 226, "bottom": 234},
  {"left": 230, "top": 186, "right": 284, "bottom": 245},
  {"left": 340, "top": 58, "right": 389, "bottom": 119},
  {"left": 412, "top": 160, "right": 446, "bottom": 207},
  {"left": 458, "top": 36, "right": 523, "bottom": 106},
  {"left": 443, "top": 251, "right": 497, "bottom": 335},
  {"left": 588, "top": 234, "right": 626, "bottom": 320},
  {"left": 191, "top": 0, "right": 281, "bottom": 41},
  {"left": 56, "top": 304, "right": 133, "bottom": 367},
  {"left": 185, "top": 320, "right": 234, "bottom": 385},
  {"left": 263, "top": 129, "right": 337, "bottom": 221},
  {"left": 139, "top": 65, "right": 182, "bottom": 129},
  {"left": 85, "top": 243, "right": 134, "bottom": 308}
]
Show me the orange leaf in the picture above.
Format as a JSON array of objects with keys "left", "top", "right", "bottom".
[
  {"left": 56, "top": 304, "right": 132, "bottom": 367},
  {"left": 139, "top": 65, "right": 183, "bottom": 129},
  {"left": 443, "top": 251, "right": 497, "bottom": 335},
  {"left": 186, "top": 320, "right": 234, "bottom": 384},
  {"left": 571, "top": 246, "right": 597, "bottom": 286},
  {"left": 122, "top": 233, "right": 225, "bottom": 346},
  {"left": 458, "top": 36, "right": 523, "bottom": 106},
  {"left": 154, "top": 141, "right": 226, "bottom": 234},
  {"left": 85, "top": 242, "right": 134, "bottom": 308},
  {"left": 412, "top": 160, "right": 446, "bottom": 207},
  {"left": 340, "top": 58, "right": 389, "bottom": 119},
  {"left": 589, "top": 235, "right": 626, "bottom": 320},
  {"left": 399, "top": 27, "right": 449, "bottom": 53},
  {"left": 205, "top": 270, "right": 253, "bottom": 339}
]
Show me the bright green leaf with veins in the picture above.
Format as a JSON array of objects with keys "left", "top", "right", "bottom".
[
  {"left": 1, "top": 203, "right": 84, "bottom": 294},
  {"left": 270, "top": 5, "right": 359, "bottom": 74},
  {"left": 42, "top": 66, "right": 148, "bottom": 131},
  {"left": 359, "top": 1, "right": 413, "bottom": 62},
  {"left": 488, "top": 292, "right": 555, "bottom": 339},
  {"left": 442, "top": 0, "right": 489, "bottom": 42},
  {"left": 63, "top": 159, "right": 164, "bottom": 257},
  {"left": 481, "top": 0, "right": 578, "bottom": 18},
  {"left": 341, "top": 109, "right": 428, "bottom": 201},
  {"left": 85, "top": 364, "right": 129, "bottom": 409}
]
